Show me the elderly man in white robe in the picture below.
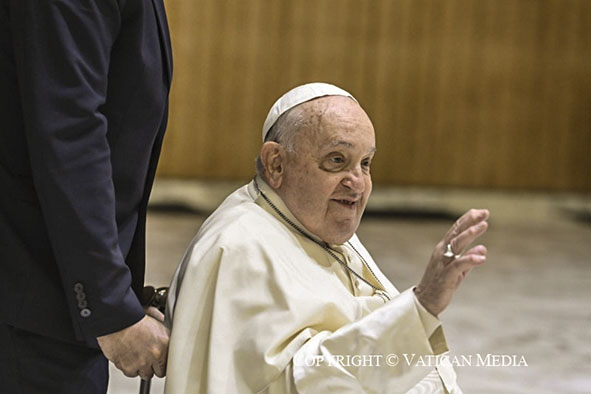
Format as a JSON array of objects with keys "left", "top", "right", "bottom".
[{"left": 164, "top": 82, "right": 489, "bottom": 393}]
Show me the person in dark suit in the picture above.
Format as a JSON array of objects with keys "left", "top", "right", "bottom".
[{"left": 0, "top": 0, "right": 173, "bottom": 392}]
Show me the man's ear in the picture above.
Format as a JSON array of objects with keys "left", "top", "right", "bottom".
[{"left": 260, "top": 142, "right": 285, "bottom": 189}]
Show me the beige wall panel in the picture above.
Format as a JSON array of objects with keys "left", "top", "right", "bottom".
[{"left": 158, "top": 0, "right": 590, "bottom": 191}]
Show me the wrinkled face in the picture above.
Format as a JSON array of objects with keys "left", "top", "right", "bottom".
[{"left": 275, "top": 96, "right": 376, "bottom": 245}]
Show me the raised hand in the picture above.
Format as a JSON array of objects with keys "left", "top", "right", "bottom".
[{"left": 414, "top": 209, "right": 490, "bottom": 316}]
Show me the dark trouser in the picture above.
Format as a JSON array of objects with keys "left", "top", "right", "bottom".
[{"left": 0, "top": 323, "right": 108, "bottom": 394}]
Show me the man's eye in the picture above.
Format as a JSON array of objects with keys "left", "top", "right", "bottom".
[{"left": 321, "top": 155, "right": 346, "bottom": 171}]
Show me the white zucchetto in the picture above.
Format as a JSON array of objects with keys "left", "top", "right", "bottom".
[{"left": 262, "top": 82, "right": 357, "bottom": 141}]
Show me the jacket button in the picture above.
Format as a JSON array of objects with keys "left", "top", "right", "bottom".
[
  {"left": 76, "top": 292, "right": 86, "bottom": 302},
  {"left": 77, "top": 300, "right": 88, "bottom": 309},
  {"left": 80, "top": 308, "right": 91, "bottom": 318},
  {"left": 74, "top": 283, "right": 84, "bottom": 293}
]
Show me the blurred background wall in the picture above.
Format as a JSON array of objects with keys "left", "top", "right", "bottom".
[{"left": 157, "top": 0, "right": 590, "bottom": 191}]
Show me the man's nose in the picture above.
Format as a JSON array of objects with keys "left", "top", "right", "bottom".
[{"left": 341, "top": 166, "right": 365, "bottom": 192}]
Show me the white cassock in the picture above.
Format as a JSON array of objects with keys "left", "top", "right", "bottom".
[{"left": 165, "top": 178, "right": 462, "bottom": 394}]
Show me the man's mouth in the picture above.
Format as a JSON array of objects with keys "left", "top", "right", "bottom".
[{"left": 333, "top": 199, "right": 358, "bottom": 207}]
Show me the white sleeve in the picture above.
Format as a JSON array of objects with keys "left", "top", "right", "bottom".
[{"left": 291, "top": 288, "right": 449, "bottom": 394}]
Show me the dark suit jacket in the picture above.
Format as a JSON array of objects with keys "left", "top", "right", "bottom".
[{"left": 0, "top": 0, "right": 172, "bottom": 344}]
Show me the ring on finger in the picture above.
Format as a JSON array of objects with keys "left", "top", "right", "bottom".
[{"left": 443, "top": 243, "right": 461, "bottom": 259}]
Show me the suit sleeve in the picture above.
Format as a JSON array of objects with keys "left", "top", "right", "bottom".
[{"left": 9, "top": 0, "right": 144, "bottom": 339}]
